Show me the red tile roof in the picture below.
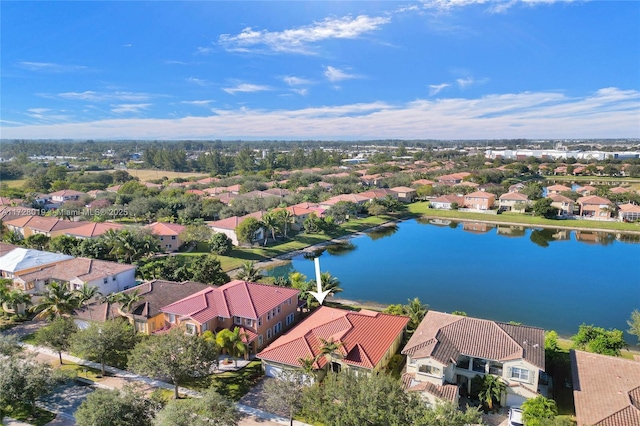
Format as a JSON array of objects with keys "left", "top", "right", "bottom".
[
  {"left": 546, "top": 184, "right": 572, "bottom": 192},
  {"left": 499, "top": 192, "right": 529, "bottom": 201},
  {"left": 161, "top": 280, "right": 299, "bottom": 324},
  {"left": 402, "top": 373, "right": 458, "bottom": 402},
  {"left": 577, "top": 195, "right": 612, "bottom": 206},
  {"left": 5, "top": 216, "right": 84, "bottom": 233},
  {"left": 146, "top": 222, "right": 186, "bottom": 236},
  {"left": 258, "top": 306, "right": 408, "bottom": 370},
  {"left": 64, "top": 222, "right": 124, "bottom": 238},
  {"left": 571, "top": 350, "right": 640, "bottom": 426},
  {"left": 465, "top": 191, "right": 496, "bottom": 200}
]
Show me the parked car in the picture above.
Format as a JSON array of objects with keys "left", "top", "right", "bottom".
[{"left": 508, "top": 407, "right": 524, "bottom": 426}]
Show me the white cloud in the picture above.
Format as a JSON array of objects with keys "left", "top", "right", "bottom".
[
  {"left": 186, "top": 77, "right": 208, "bottom": 86},
  {"left": 324, "top": 66, "right": 359, "bottom": 83},
  {"left": 55, "top": 91, "right": 153, "bottom": 102},
  {"left": 222, "top": 84, "right": 271, "bottom": 95},
  {"left": 18, "top": 61, "right": 87, "bottom": 72},
  {"left": 123, "top": 44, "right": 133, "bottom": 48},
  {"left": 5, "top": 88, "right": 638, "bottom": 140},
  {"left": 283, "top": 76, "right": 313, "bottom": 86},
  {"left": 110, "top": 104, "right": 151, "bottom": 114},
  {"left": 219, "top": 15, "right": 390, "bottom": 54},
  {"left": 456, "top": 76, "right": 488, "bottom": 89},
  {"left": 195, "top": 46, "right": 214, "bottom": 55},
  {"left": 419, "top": 0, "right": 578, "bottom": 14},
  {"left": 180, "top": 100, "right": 214, "bottom": 106},
  {"left": 429, "top": 83, "right": 451, "bottom": 96}
]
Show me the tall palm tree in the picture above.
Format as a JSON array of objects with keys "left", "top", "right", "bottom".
[
  {"left": 262, "top": 211, "right": 279, "bottom": 244},
  {"left": 217, "top": 327, "right": 250, "bottom": 367},
  {"left": 2, "top": 289, "right": 32, "bottom": 315},
  {"left": 478, "top": 374, "right": 506, "bottom": 410},
  {"left": 117, "top": 289, "right": 142, "bottom": 314},
  {"left": 320, "top": 272, "right": 343, "bottom": 296},
  {"left": 74, "top": 284, "right": 102, "bottom": 321},
  {"left": 319, "top": 337, "right": 344, "bottom": 374},
  {"left": 298, "top": 356, "right": 318, "bottom": 379},
  {"left": 30, "top": 281, "right": 78, "bottom": 320},
  {"left": 236, "top": 261, "right": 263, "bottom": 282},
  {"left": 405, "top": 297, "right": 428, "bottom": 332},
  {"left": 276, "top": 209, "right": 295, "bottom": 239}
]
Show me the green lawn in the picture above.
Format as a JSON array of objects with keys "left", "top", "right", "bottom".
[
  {"left": 408, "top": 202, "right": 640, "bottom": 232},
  {"left": 183, "top": 360, "right": 263, "bottom": 401},
  {"left": 3, "top": 405, "right": 56, "bottom": 426},
  {"left": 57, "top": 362, "right": 108, "bottom": 381}
]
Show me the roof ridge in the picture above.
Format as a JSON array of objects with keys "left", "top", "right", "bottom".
[{"left": 242, "top": 281, "right": 259, "bottom": 318}]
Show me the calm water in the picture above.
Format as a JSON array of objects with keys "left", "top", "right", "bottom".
[{"left": 269, "top": 219, "right": 640, "bottom": 339}]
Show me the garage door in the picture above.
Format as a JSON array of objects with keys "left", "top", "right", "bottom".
[
  {"left": 264, "top": 364, "right": 283, "bottom": 378},
  {"left": 505, "top": 392, "right": 526, "bottom": 408}
]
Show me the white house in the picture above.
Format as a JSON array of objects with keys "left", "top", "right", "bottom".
[{"left": 402, "top": 311, "right": 546, "bottom": 408}]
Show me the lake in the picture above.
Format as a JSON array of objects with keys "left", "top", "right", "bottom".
[{"left": 268, "top": 219, "right": 640, "bottom": 340}]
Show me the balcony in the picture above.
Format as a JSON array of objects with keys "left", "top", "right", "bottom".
[
  {"left": 472, "top": 359, "right": 486, "bottom": 373},
  {"left": 489, "top": 366, "right": 503, "bottom": 376}
]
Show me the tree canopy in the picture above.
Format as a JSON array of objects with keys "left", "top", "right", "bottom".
[{"left": 572, "top": 324, "right": 627, "bottom": 356}]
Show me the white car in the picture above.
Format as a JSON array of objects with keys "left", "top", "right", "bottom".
[{"left": 508, "top": 407, "right": 524, "bottom": 426}]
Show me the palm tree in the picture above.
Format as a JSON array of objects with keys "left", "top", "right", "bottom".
[
  {"left": 478, "top": 374, "right": 506, "bottom": 411},
  {"left": 298, "top": 356, "right": 318, "bottom": 379},
  {"left": 236, "top": 261, "right": 263, "bottom": 282},
  {"left": 30, "top": 281, "right": 78, "bottom": 320},
  {"left": 320, "top": 272, "right": 343, "bottom": 296},
  {"left": 117, "top": 290, "right": 142, "bottom": 315},
  {"left": 319, "top": 337, "right": 344, "bottom": 374},
  {"left": 405, "top": 297, "right": 428, "bottom": 332},
  {"left": 99, "top": 292, "right": 121, "bottom": 320},
  {"left": 217, "top": 327, "right": 250, "bottom": 367},
  {"left": 261, "top": 211, "right": 280, "bottom": 244},
  {"left": 74, "top": 284, "right": 102, "bottom": 320},
  {"left": 276, "top": 209, "right": 295, "bottom": 239},
  {"left": 2, "top": 289, "right": 32, "bottom": 316}
]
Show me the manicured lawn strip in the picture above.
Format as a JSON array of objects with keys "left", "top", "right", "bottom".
[
  {"left": 183, "top": 360, "right": 263, "bottom": 401},
  {"left": 4, "top": 405, "right": 56, "bottom": 426},
  {"left": 20, "top": 332, "right": 37, "bottom": 345},
  {"left": 57, "top": 362, "right": 107, "bottom": 381},
  {"left": 408, "top": 202, "right": 640, "bottom": 232}
]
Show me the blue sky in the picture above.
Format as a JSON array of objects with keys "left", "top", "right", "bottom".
[{"left": 1, "top": 1, "right": 639, "bottom": 140}]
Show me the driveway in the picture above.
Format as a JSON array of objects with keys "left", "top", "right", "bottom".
[
  {"left": 1, "top": 319, "right": 47, "bottom": 339},
  {"left": 39, "top": 381, "right": 95, "bottom": 422}
]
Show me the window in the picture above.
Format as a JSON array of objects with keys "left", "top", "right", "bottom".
[
  {"left": 267, "top": 329, "right": 272, "bottom": 339},
  {"left": 202, "top": 323, "right": 208, "bottom": 332},
  {"left": 277, "top": 306, "right": 281, "bottom": 314},
  {"left": 245, "top": 318, "right": 253, "bottom": 327},
  {"left": 168, "top": 314, "right": 176, "bottom": 324},
  {"left": 234, "top": 316, "right": 242, "bottom": 325},
  {"left": 272, "top": 308, "right": 276, "bottom": 318},
  {"left": 510, "top": 367, "right": 530, "bottom": 382},
  {"left": 185, "top": 323, "right": 196, "bottom": 335},
  {"left": 274, "top": 322, "right": 282, "bottom": 334},
  {"left": 135, "top": 321, "right": 146, "bottom": 332},
  {"left": 288, "top": 298, "right": 292, "bottom": 305},
  {"left": 218, "top": 316, "right": 225, "bottom": 322},
  {"left": 258, "top": 317, "right": 263, "bottom": 327},
  {"left": 418, "top": 365, "right": 441, "bottom": 376},
  {"left": 472, "top": 358, "right": 487, "bottom": 373},
  {"left": 103, "top": 278, "right": 108, "bottom": 284},
  {"left": 267, "top": 311, "right": 271, "bottom": 320},
  {"left": 258, "top": 335, "right": 263, "bottom": 346},
  {"left": 457, "top": 356, "right": 470, "bottom": 370},
  {"left": 27, "top": 282, "right": 35, "bottom": 290},
  {"left": 286, "top": 313, "right": 294, "bottom": 326},
  {"left": 171, "top": 235, "right": 176, "bottom": 240},
  {"left": 112, "top": 276, "right": 117, "bottom": 281}
]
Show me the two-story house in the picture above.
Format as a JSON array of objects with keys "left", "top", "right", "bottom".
[
  {"left": 463, "top": 191, "right": 496, "bottom": 211},
  {"left": 402, "top": 311, "right": 545, "bottom": 408},
  {"left": 547, "top": 194, "right": 576, "bottom": 216},
  {"left": 258, "top": 306, "right": 409, "bottom": 380},
  {"left": 498, "top": 192, "right": 530, "bottom": 213},
  {"left": 160, "top": 280, "right": 300, "bottom": 355},
  {"left": 577, "top": 195, "right": 614, "bottom": 220},
  {"left": 145, "top": 222, "right": 186, "bottom": 252}
]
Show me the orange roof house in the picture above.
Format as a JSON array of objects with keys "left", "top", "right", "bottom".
[
  {"left": 463, "top": 191, "right": 496, "bottom": 211},
  {"left": 4, "top": 216, "right": 85, "bottom": 238},
  {"left": 64, "top": 222, "right": 124, "bottom": 239},
  {"left": 145, "top": 222, "right": 186, "bottom": 252},
  {"left": 161, "top": 280, "right": 300, "bottom": 354},
  {"left": 546, "top": 184, "right": 572, "bottom": 195},
  {"left": 571, "top": 350, "right": 640, "bottom": 426},
  {"left": 577, "top": 195, "right": 613, "bottom": 220},
  {"left": 258, "top": 306, "right": 408, "bottom": 379}
]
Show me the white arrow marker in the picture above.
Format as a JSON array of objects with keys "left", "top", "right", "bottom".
[{"left": 309, "top": 256, "right": 330, "bottom": 305}]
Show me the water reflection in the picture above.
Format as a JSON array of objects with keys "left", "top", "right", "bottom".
[
  {"left": 462, "top": 222, "right": 494, "bottom": 234},
  {"left": 530, "top": 229, "right": 557, "bottom": 248},
  {"left": 574, "top": 231, "right": 616, "bottom": 246},
  {"left": 366, "top": 224, "right": 398, "bottom": 241},
  {"left": 326, "top": 241, "right": 357, "bottom": 256},
  {"left": 496, "top": 225, "right": 526, "bottom": 238}
]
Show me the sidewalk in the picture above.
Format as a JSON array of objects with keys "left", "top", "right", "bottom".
[{"left": 25, "top": 343, "right": 310, "bottom": 426}]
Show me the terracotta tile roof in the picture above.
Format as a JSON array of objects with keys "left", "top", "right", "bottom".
[
  {"left": 322, "top": 194, "right": 369, "bottom": 205},
  {"left": 161, "top": 280, "right": 299, "bottom": 324},
  {"left": 146, "top": 222, "right": 186, "bottom": 236},
  {"left": 48, "top": 189, "right": 86, "bottom": 198},
  {"left": 197, "top": 177, "right": 219, "bottom": 185},
  {"left": 571, "top": 350, "right": 640, "bottom": 426},
  {"left": 576, "top": 185, "right": 597, "bottom": 193},
  {"left": 64, "top": 222, "right": 124, "bottom": 238},
  {"left": 546, "top": 184, "right": 572, "bottom": 192},
  {"left": 390, "top": 186, "right": 416, "bottom": 193},
  {"left": 15, "top": 257, "right": 135, "bottom": 283},
  {"left": 465, "top": 191, "right": 496, "bottom": 200},
  {"left": 263, "top": 188, "right": 291, "bottom": 197},
  {"left": 436, "top": 172, "right": 471, "bottom": 182},
  {"left": 257, "top": 306, "right": 408, "bottom": 370},
  {"left": 402, "top": 311, "right": 544, "bottom": 369},
  {"left": 402, "top": 373, "right": 458, "bottom": 402},
  {"left": 359, "top": 189, "right": 396, "bottom": 200},
  {"left": 203, "top": 187, "right": 228, "bottom": 195},
  {"left": 619, "top": 203, "right": 640, "bottom": 213},
  {"left": 412, "top": 179, "right": 435, "bottom": 186},
  {"left": 5, "top": 216, "right": 84, "bottom": 233},
  {"left": 610, "top": 186, "right": 632, "bottom": 194},
  {"left": 577, "top": 195, "right": 612, "bottom": 206},
  {"left": 547, "top": 194, "right": 574, "bottom": 203},
  {"left": 499, "top": 192, "right": 529, "bottom": 201},
  {"left": 214, "top": 192, "right": 239, "bottom": 204},
  {"left": 432, "top": 195, "right": 464, "bottom": 204}
]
